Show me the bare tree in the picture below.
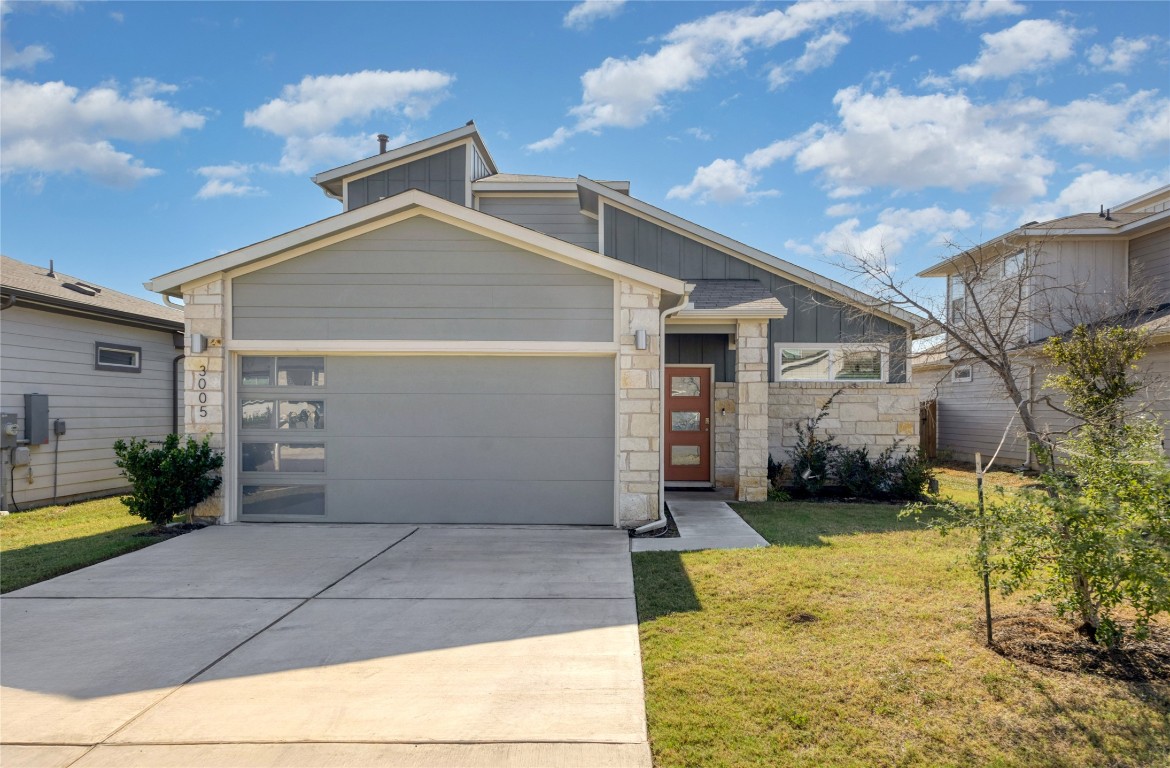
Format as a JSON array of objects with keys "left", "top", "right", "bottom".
[{"left": 835, "top": 231, "right": 1160, "bottom": 466}]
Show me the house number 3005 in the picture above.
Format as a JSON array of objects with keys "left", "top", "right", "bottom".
[{"left": 196, "top": 364, "right": 208, "bottom": 418}]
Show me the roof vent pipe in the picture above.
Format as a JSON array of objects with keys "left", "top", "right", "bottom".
[
  {"left": 1099, "top": 204, "right": 1106, "bottom": 218},
  {"left": 377, "top": 134, "right": 389, "bottom": 154},
  {"left": 47, "top": 259, "right": 55, "bottom": 278},
  {"left": 1105, "top": 208, "right": 1114, "bottom": 221}
]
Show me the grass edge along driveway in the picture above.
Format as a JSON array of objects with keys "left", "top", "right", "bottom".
[
  {"left": 1, "top": 496, "right": 154, "bottom": 593},
  {"left": 632, "top": 498, "right": 1170, "bottom": 768}
]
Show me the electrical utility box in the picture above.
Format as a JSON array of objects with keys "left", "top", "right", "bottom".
[
  {"left": 24, "top": 394, "right": 49, "bottom": 445},
  {"left": 1, "top": 413, "right": 17, "bottom": 449}
]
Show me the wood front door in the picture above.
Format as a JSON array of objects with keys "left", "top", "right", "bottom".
[{"left": 664, "top": 366, "right": 712, "bottom": 483}]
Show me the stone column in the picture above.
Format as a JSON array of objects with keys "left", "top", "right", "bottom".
[
  {"left": 735, "top": 319, "right": 769, "bottom": 502},
  {"left": 182, "top": 277, "right": 226, "bottom": 521},
  {"left": 617, "top": 281, "right": 661, "bottom": 526}
]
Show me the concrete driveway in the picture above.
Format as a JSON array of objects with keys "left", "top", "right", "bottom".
[{"left": 1, "top": 524, "right": 649, "bottom": 768}]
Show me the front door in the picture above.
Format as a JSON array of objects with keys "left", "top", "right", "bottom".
[{"left": 664, "top": 366, "right": 712, "bottom": 484}]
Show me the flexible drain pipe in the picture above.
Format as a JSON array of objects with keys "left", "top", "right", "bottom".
[{"left": 638, "top": 286, "right": 695, "bottom": 534}]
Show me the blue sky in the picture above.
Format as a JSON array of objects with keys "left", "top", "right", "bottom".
[{"left": 2, "top": 0, "right": 1168, "bottom": 303}]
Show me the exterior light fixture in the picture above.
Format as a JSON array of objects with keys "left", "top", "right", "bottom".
[
  {"left": 190, "top": 333, "right": 207, "bottom": 354},
  {"left": 634, "top": 329, "right": 648, "bottom": 350}
]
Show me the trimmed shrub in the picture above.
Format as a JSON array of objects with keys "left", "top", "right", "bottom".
[{"left": 113, "top": 434, "right": 223, "bottom": 528}]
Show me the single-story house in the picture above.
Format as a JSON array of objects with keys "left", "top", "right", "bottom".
[
  {"left": 148, "top": 122, "right": 921, "bottom": 527},
  {"left": 914, "top": 185, "right": 1170, "bottom": 465},
  {"left": 1, "top": 255, "right": 184, "bottom": 510}
]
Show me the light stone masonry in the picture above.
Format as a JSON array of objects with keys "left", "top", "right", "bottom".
[
  {"left": 182, "top": 277, "right": 227, "bottom": 522},
  {"left": 735, "top": 320, "right": 770, "bottom": 502},
  {"left": 617, "top": 281, "right": 662, "bottom": 526}
]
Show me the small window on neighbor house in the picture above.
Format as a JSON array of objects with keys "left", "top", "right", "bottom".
[
  {"left": 1003, "top": 251, "right": 1025, "bottom": 277},
  {"left": 950, "top": 295, "right": 966, "bottom": 322},
  {"left": 95, "top": 343, "right": 141, "bottom": 372},
  {"left": 952, "top": 366, "right": 973, "bottom": 383}
]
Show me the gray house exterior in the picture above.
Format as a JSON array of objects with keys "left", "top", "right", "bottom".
[
  {"left": 1, "top": 256, "right": 184, "bottom": 510},
  {"left": 148, "top": 123, "right": 920, "bottom": 528}
]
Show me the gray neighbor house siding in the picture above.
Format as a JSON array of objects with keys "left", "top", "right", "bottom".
[
  {"left": 346, "top": 145, "right": 466, "bottom": 210},
  {"left": 232, "top": 216, "right": 614, "bottom": 343},
  {"left": 1130, "top": 226, "right": 1170, "bottom": 296},
  {"left": 603, "top": 206, "right": 907, "bottom": 382}
]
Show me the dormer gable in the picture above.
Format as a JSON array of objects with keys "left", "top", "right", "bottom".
[{"left": 311, "top": 122, "right": 496, "bottom": 211}]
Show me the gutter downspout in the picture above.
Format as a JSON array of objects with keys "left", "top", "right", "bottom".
[
  {"left": 639, "top": 286, "right": 694, "bottom": 534},
  {"left": 173, "top": 354, "right": 186, "bottom": 435},
  {"left": 163, "top": 294, "right": 184, "bottom": 309}
]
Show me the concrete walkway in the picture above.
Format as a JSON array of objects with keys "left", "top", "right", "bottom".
[
  {"left": 630, "top": 490, "right": 769, "bottom": 552},
  {"left": 1, "top": 524, "right": 649, "bottom": 768}
]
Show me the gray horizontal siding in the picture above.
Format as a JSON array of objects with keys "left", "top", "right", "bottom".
[
  {"left": 932, "top": 362, "right": 1031, "bottom": 465},
  {"left": 239, "top": 356, "right": 615, "bottom": 524},
  {"left": 232, "top": 216, "right": 614, "bottom": 342},
  {"left": 603, "top": 206, "right": 906, "bottom": 381},
  {"left": 346, "top": 145, "right": 466, "bottom": 210},
  {"left": 1, "top": 307, "right": 181, "bottom": 508},
  {"left": 1129, "top": 227, "right": 1170, "bottom": 299},
  {"left": 478, "top": 197, "right": 599, "bottom": 251}
]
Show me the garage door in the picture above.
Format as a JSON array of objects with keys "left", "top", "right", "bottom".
[{"left": 237, "top": 355, "right": 615, "bottom": 524}]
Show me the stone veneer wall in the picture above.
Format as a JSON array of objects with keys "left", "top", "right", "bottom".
[
  {"left": 735, "top": 320, "right": 770, "bottom": 502},
  {"left": 713, "top": 381, "right": 921, "bottom": 489},
  {"left": 617, "top": 281, "right": 662, "bottom": 526},
  {"left": 182, "top": 277, "right": 227, "bottom": 521}
]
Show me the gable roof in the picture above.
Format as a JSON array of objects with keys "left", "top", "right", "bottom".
[
  {"left": 680, "top": 279, "right": 787, "bottom": 319},
  {"left": 575, "top": 176, "right": 920, "bottom": 329},
  {"left": 2, "top": 254, "right": 183, "bottom": 331},
  {"left": 311, "top": 123, "right": 497, "bottom": 198},
  {"left": 147, "top": 189, "right": 686, "bottom": 297},
  {"left": 918, "top": 189, "right": 1170, "bottom": 278}
]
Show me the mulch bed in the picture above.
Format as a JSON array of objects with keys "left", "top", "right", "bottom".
[
  {"left": 135, "top": 522, "right": 208, "bottom": 539},
  {"left": 987, "top": 613, "right": 1170, "bottom": 682},
  {"left": 629, "top": 509, "right": 680, "bottom": 539}
]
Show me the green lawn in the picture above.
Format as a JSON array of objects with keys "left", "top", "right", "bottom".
[
  {"left": 0, "top": 496, "right": 155, "bottom": 593},
  {"left": 634, "top": 479, "right": 1169, "bottom": 767}
]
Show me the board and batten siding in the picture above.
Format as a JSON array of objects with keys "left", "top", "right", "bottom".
[
  {"left": 232, "top": 215, "right": 614, "bottom": 343},
  {"left": 0, "top": 306, "right": 180, "bottom": 506},
  {"left": 345, "top": 145, "right": 466, "bottom": 210},
  {"left": 471, "top": 145, "right": 492, "bottom": 181},
  {"left": 602, "top": 206, "right": 907, "bottom": 381},
  {"left": 477, "top": 196, "right": 599, "bottom": 252},
  {"left": 1129, "top": 227, "right": 1170, "bottom": 299},
  {"left": 1029, "top": 239, "right": 1128, "bottom": 340}
]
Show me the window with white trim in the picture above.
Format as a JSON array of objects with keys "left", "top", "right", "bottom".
[
  {"left": 775, "top": 344, "right": 888, "bottom": 382},
  {"left": 95, "top": 342, "right": 141, "bottom": 373},
  {"left": 952, "top": 365, "right": 973, "bottom": 383}
]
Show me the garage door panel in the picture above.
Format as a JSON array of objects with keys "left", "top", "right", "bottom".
[
  {"left": 327, "top": 480, "right": 615, "bottom": 525},
  {"left": 329, "top": 436, "right": 614, "bottom": 482},
  {"left": 237, "top": 355, "right": 618, "bottom": 525},
  {"left": 326, "top": 357, "right": 613, "bottom": 396},
  {"left": 326, "top": 394, "right": 614, "bottom": 438}
]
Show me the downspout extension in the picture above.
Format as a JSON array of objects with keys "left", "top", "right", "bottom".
[{"left": 654, "top": 285, "right": 695, "bottom": 524}]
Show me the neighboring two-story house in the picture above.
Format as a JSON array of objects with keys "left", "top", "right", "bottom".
[
  {"left": 147, "top": 122, "right": 920, "bottom": 528},
  {"left": 915, "top": 185, "right": 1170, "bottom": 465}
]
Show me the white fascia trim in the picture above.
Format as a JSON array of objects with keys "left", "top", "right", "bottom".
[
  {"left": 1114, "top": 184, "right": 1170, "bottom": 213},
  {"left": 227, "top": 340, "right": 619, "bottom": 355},
  {"left": 312, "top": 123, "right": 495, "bottom": 189},
  {"left": 576, "top": 176, "right": 919, "bottom": 329},
  {"left": 150, "top": 189, "right": 685, "bottom": 295},
  {"left": 675, "top": 307, "right": 788, "bottom": 320},
  {"left": 472, "top": 183, "right": 580, "bottom": 193}
]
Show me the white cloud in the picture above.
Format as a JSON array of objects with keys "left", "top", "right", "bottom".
[
  {"left": 816, "top": 206, "right": 974, "bottom": 259},
  {"left": 0, "top": 76, "right": 205, "bottom": 187},
  {"left": 768, "top": 29, "right": 849, "bottom": 89},
  {"left": 785, "top": 238, "right": 816, "bottom": 257},
  {"left": 686, "top": 127, "right": 712, "bottom": 141},
  {"left": 955, "top": 19, "right": 1079, "bottom": 81},
  {"left": 563, "top": 0, "right": 625, "bottom": 31},
  {"left": 1044, "top": 90, "right": 1170, "bottom": 158},
  {"left": 825, "top": 202, "right": 860, "bottom": 217},
  {"left": 1086, "top": 35, "right": 1157, "bottom": 74},
  {"left": 960, "top": 0, "right": 1026, "bottom": 22},
  {"left": 129, "top": 77, "right": 179, "bottom": 98},
  {"left": 667, "top": 135, "right": 802, "bottom": 203},
  {"left": 0, "top": 39, "right": 51, "bottom": 71},
  {"left": 1020, "top": 168, "right": 1170, "bottom": 223},
  {"left": 244, "top": 69, "right": 451, "bottom": 173},
  {"left": 195, "top": 178, "right": 265, "bottom": 199},
  {"left": 529, "top": 2, "right": 925, "bottom": 150},
  {"left": 109, "top": 10, "right": 124, "bottom": 23},
  {"left": 793, "top": 87, "right": 1053, "bottom": 202}
]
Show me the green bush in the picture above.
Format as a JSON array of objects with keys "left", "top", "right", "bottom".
[
  {"left": 790, "top": 391, "right": 842, "bottom": 497},
  {"left": 113, "top": 434, "right": 223, "bottom": 528},
  {"left": 833, "top": 446, "right": 882, "bottom": 498},
  {"left": 831, "top": 444, "right": 934, "bottom": 501}
]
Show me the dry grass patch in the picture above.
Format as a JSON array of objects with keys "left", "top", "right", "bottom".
[{"left": 633, "top": 498, "right": 1169, "bottom": 767}]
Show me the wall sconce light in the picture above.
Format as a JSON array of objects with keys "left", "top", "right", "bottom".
[
  {"left": 634, "top": 329, "right": 648, "bottom": 350},
  {"left": 190, "top": 333, "right": 207, "bottom": 354}
]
